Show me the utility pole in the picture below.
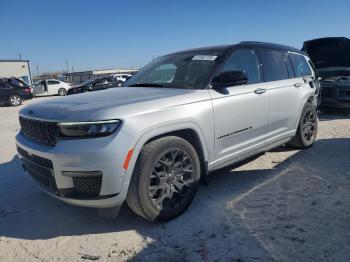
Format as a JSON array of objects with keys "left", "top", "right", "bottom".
[
  {"left": 19, "top": 53, "right": 22, "bottom": 60},
  {"left": 36, "top": 65, "right": 39, "bottom": 76},
  {"left": 65, "top": 59, "right": 69, "bottom": 73}
]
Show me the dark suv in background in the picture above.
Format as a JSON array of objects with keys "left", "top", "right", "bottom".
[
  {"left": 0, "top": 77, "right": 33, "bottom": 106},
  {"left": 67, "top": 76, "right": 121, "bottom": 95},
  {"left": 303, "top": 37, "right": 350, "bottom": 109}
]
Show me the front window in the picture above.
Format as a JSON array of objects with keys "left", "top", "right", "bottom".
[
  {"left": 220, "top": 49, "right": 261, "bottom": 84},
  {"left": 125, "top": 50, "right": 225, "bottom": 89},
  {"left": 260, "top": 50, "right": 289, "bottom": 81}
]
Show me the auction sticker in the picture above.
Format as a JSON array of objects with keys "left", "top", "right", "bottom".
[{"left": 192, "top": 55, "right": 217, "bottom": 61}]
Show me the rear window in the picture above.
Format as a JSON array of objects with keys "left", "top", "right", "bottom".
[
  {"left": 289, "top": 53, "right": 312, "bottom": 77},
  {"left": 0, "top": 82, "right": 9, "bottom": 88},
  {"left": 260, "top": 50, "right": 289, "bottom": 82}
]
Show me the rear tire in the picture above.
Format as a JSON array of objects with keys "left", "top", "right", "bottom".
[
  {"left": 126, "top": 136, "right": 201, "bottom": 222},
  {"left": 287, "top": 103, "right": 318, "bottom": 148},
  {"left": 8, "top": 95, "right": 23, "bottom": 106},
  {"left": 58, "top": 88, "right": 67, "bottom": 96}
]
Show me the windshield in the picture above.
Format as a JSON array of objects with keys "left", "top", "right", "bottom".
[
  {"left": 81, "top": 78, "right": 97, "bottom": 85},
  {"left": 125, "top": 50, "right": 224, "bottom": 89}
]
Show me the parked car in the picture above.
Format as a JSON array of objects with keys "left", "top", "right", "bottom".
[
  {"left": 0, "top": 79, "right": 33, "bottom": 106},
  {"left": 16, "top": 41, "right": 318, "bottom": 221},
  {"left": 33, "top": 79, "right": 71, "bottom": 96},
  {"left": 112, "top": 74, "right": 132, "bottom": 84},
  {"left": 302, "top": 37, "right": 350, "bottom": 109},
  {"left": 1, "top": 77, "right": 30, "bottom": 87},
  {"left": 67, "top": 77, "right": 119, "bottom": 95}
]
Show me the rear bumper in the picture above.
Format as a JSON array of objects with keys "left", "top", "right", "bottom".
[
  {"left": 20, "top": 93, "right": 33, "bottom": 100},
  {"left": 16, "top": 132, "right": 131, "bottom": 208}
]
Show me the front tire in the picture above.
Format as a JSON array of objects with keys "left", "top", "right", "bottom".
[
  {"left": 58, "top": 88, "right": 67, "bottom": 96},
  {"left": 126, "top": 136, "right": 201, "bottom": 222},
  {"left": 288, "top": 103, "right": 318, "bottom": 148},
  {"left": 8, "top": 95, "right": 23, "bottom": 106}
]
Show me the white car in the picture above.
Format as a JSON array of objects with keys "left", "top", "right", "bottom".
[
  {"left": 112, "top": 74, "right": 132, "bottom": 83},
  {"left": 33, "top": 79, "right": 71, "bottom": 96}
]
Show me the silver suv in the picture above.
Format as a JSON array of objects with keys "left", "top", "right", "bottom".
[{"left": 16, "top": 42, "right": 318, "bottom": 221}]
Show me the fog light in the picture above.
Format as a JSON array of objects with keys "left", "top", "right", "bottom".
[{"left": 61, "top": 171, "right": 102, "bottom": 177}]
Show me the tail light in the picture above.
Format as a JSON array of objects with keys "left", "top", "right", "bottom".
[{"left": 24, "top": 88, "right": 32, "bottom": 94}]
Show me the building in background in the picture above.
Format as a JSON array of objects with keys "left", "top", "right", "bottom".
[
  {"left": 64, "top": 68, "right": 139, "bottom": 85},
  {"left": 0, "top": 60, "right": 32, "bottom": 85}
]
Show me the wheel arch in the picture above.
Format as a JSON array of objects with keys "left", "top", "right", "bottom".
[
  {"left": 293, "top": 94, "right": 317, "bottom": 130},
  {"left": 123, "top": 122, "right": 210, "bottom": 187}
]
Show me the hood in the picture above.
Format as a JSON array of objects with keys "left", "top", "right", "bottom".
[
  {"left": 302, "top": 37, "right": 350, "bottom": 77},
  {"left": 20, "top": 87, "right": 196, "bottom": 122}
]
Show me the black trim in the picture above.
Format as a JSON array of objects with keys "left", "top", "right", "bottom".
[{"left": 217, "top": 126, "right": 253, "bottom": 140}]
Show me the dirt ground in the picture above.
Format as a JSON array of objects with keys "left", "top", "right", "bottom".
[{"left": 0, "top": 97, "right": 349, "bottom": 262}]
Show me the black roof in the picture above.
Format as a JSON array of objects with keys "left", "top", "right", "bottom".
[{"left": 169, "top": 41, "right": 303, "bottom": 56}]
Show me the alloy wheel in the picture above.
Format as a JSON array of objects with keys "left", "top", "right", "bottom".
[
  {"left": 149, "top": 148, "right": 195, "bottom": 211},
  {"left": 10, "top": 96, "right": 21, "bottom": 106},
  {"left": 302, "top": 109, "right": 317, "bottom": 142}
]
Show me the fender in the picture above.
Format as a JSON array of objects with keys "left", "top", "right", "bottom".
[
  {"left": 121, "top": 121, "right": 211, "bottom": 186},
  {"left": 293, "top": 91, "right": 317, "bottom": 131}
]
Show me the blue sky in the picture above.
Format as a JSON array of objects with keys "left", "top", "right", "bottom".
[{"left": 0, "top": 0, "right": 349, "bottom": 74}]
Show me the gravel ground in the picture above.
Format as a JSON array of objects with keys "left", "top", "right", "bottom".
[{"left": 0, "top": 97, "right": 349, "bottom": 262}]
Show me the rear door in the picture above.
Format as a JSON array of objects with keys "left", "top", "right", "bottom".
[
  {"left": 209, "top": 48, "right": 269, "bottom": 167},
  {"left": 258, "top": 49, "right": 305, "bottom": 144},
  {"left": 0, "top": 82, "right": 12, "bottom": 102},
  {"left": 47, "top": 80, "right": 61, "bottom": 95}
]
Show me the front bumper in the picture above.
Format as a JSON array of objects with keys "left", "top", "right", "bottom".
[{"left": 16, "top": 132, "right": 131, "bottom": 208}]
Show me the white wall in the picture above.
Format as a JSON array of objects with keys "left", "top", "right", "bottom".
[{"left": 0, "top": 61, "right": 32, "bottom": 84}]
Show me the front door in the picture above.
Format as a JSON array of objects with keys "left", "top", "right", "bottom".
[
  {"left": 47, "top": 80, "right": 61, "bottom": 95},
  {"left": 209, "top": 48, "right": 269, "bottom": 168},
  {"left": 33, "top": 80, "right": 46, "bottom": 96}
]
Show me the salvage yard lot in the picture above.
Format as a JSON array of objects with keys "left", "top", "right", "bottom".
[{"left": 0, "top": 97, "right": 350, "bottom": 262}]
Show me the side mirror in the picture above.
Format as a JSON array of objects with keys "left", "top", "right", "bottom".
[{"left": 212, "top": 70, "right": 248, "bottom": 89}]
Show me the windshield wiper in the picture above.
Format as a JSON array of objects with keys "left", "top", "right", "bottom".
[{"left": 128, "top": 83, "right": 164, "bottom": 87}]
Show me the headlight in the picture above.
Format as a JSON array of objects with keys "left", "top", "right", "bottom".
[{"left": 58, "top": 120, "right": 121, "bottom": 138}]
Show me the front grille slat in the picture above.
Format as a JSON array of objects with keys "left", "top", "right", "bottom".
[{"left": 19, "top": 117, "right": 58, "bottom": 146}]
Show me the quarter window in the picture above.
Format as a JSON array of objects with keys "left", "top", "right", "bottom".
[
  {"left": 289, "top": 53, "right": 312, "bottom": 77},
  {"left": 221, "top": 49, "right": 260, "bottom": 84},
  {"left": 260, "top": 50, "right": 289, "bottom": 81}
]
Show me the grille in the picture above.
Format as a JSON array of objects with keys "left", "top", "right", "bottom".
[
  {"left": 19, "top": 150, "right": 57, "bottom": 193},
  {"left": 19, "top": 116, "right": 58, "bottom": 146},
  {"left": 73, "top": 176, "right": 102, "bottom": 197}
]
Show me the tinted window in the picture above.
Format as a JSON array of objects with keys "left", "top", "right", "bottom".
[
  {"left": 0, "top": 82, "right": 9, "bottom": 88},
  {"left": 221, "top": 49, "right": 260, "bottom": 84},
  {"left": 48, "top": 80, "right": 59, "bottom": 85},
  {"left": 260, "top": 50, "right": 289, "bottom": 81},
  {"left": 289, "top": 53, "right": 312, "bottom": 77}
]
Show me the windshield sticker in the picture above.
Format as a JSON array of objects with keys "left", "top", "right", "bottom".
[{"left": 192, "top": 55, "right": 217, "bottom": 61}]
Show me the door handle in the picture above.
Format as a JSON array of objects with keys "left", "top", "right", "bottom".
[
  {"left": 254, "top": 88, "right": 266, "bottom": 94},
  {"left": 294, "top": 82, "right": 303, "bottom": 88}
]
